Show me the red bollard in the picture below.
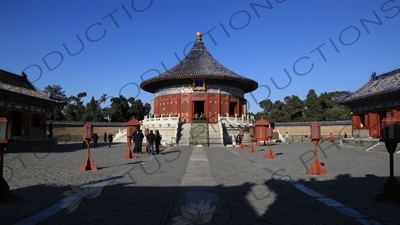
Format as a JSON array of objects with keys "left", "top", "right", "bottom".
[
  {"left": 264, "top": 138, "right": 276, "bottom": 158},
  {"left": 247, "top": 144, "right": 256, "bottom": 153},
  {"left": 124, "top": 136, "right": 136, "bottom": 159},
  {"left": 80, "top": 124, "right": 98, "bottom": 171},
  {"left": 306, "top": 140, "right": 327, "bottom": 175},
  {"left": 124, "top": 127, "right": 136, "bottom": 158},
  {"left": 248, "top": 127, "right": 256, "bottom": 153},
  {"left": 306, "top": 123, "right": 327, "bottom": 175},
  {"left": 80, "top": 139, "right": 98, "bottom": 171}
]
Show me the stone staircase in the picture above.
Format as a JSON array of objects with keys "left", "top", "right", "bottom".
[
  {"left": 366, "top": 142, "right": 400, "bottom": 153},
  {"left": 208, "top": 122, "right": 223, "bottom": 146},
  {"left": 112, "top": 128, "right": 127, "bottom": 143},
  {"left": 190, "top": 121, "right": 209, "bottom": 146},
  {"left": 176, "top": 123, "right": 191, "bottom": 146}
]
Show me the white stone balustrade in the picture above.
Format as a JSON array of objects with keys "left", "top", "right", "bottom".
[{"left": 218, "top": 114, "right": 254, "bottom": 126}]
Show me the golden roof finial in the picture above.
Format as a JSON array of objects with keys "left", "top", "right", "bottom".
[{"left": 196, "top": 32, "right": 202, "bottom": 42}]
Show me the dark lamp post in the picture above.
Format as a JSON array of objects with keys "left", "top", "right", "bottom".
[
  {"left": 381, "top": 118, "right": 400, "bottom": 143},
  {"left": 376, "top": 118, "right": 400, "bottom": 201},
  {"left": 0, "top": 118, "right": 16, "bottom": 201}
]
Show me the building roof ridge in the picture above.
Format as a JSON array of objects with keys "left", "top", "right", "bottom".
[{"left": 332, "top": 68, "right": 400, "bottom": 104}]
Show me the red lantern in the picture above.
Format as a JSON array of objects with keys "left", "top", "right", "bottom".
[
  {"left": 249, "top": 127, "right": 255, "bottom": 138},
  {"left": 83, "top": 124, "right": 93, "bottom": 140},
  {"left": 381, "top": 118, "right": 400, "bottom": 143},
  {"left": 310, "top": 123, "right": 321, "bottom": 140},
  {"left": 127, "top": 126, "right": 135, "bottom": 138}
]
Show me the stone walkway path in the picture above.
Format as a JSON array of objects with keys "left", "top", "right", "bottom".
[{"left": 0, "top": 141, "right": 399, "bottom": 224}]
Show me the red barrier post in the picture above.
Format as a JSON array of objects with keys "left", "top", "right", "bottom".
[
  {"left": 264, "top": 127, "right": 276, "bottom": 158},
  {"left": 124, "top": 126, "right": 136, "bottom": 158},
  {"left": 306, "top": 123, "right": 327, "bottom": 175},
  {"left": 80, "top": 124, "right": 98, "bottom": 171},
  {"left": 248, "top": 127, "right": 256, "bottom": 153}
]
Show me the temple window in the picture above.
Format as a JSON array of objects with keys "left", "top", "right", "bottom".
[
  {"left": 195, "top": 80, "right": 203, "bottom": 87},
  {"left": 193, "top": 79, "right": 205, "bottom": 91}
]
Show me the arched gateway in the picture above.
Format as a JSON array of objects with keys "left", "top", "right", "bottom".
[{"left": 140, "top": 32, "right": 258, "bottom": 124}]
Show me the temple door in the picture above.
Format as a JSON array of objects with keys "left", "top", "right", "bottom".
[
  {"left": 351, "top": 114, "right": 358, "bottom": 137},
  {"left": 221, "top": 100, "right": 228, "bottom": 117},
  {"left": 181, "top": 101, "right": 189, "bottom": 123},
  {"left": 208, "top": 100, "right": 217, "bottom": 123},
  {"left": 369, "top": 112, "right": 378, "bottom": 138}
]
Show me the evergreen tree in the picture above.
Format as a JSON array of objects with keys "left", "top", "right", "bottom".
[
  {"left": 269, "top": 100, "right": 288, "bottom": 122},
  {"left": 304, "top": 89, "right": 323, "bottom": 121},
  {"left": 82, "top": 96, "right": 103, "bottom": 122},
  {"left": 283, "top": 95, "right": 304, "bottom": 122},
  {"left": 64, "top": 92, "right": 87, "bottom": 121},
  {"left": 43, "top": 85, "right": 66, "bottom": 121},
  {"left": 109, "top": 95, "right": 130, "bottom": 122},
  {"left": 259, "top": 99, "right": 273, "bottom": 120}
]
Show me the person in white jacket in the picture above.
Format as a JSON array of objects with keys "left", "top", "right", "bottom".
[{"left": 285, "top": 132, "right": 289, "bottom": 144}]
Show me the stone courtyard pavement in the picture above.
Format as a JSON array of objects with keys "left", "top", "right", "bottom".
[{"left": 0, "top": 140, "right": 399, "bottom": 225}]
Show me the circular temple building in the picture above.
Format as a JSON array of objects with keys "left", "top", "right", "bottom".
[{"left": 140, "top": 32, "right": 258, "bottom": 124}]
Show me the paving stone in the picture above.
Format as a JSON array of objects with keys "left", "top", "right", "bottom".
[{"left": 0, "top": 142, "right": 399, "bottom": 224}]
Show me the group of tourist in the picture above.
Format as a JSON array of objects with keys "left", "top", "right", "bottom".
[
  {"left": 79, "top": 129, "right": 162, "bottom": 154},
  {"left": 132, "top": 129, "right": 162, "bottom": 155}
]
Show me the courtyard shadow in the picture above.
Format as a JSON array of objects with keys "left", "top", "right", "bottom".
[
  {"left": 1, "top": 174, "right": 399, "bottom": 225},
  {"left": 5, "top": 142, "right": 127, "bottom": 154}
]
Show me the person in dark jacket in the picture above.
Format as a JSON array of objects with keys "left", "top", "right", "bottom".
[
  {"left": 155, "top": 130, "right": 162, "bottom": 154},
  {"left": 104, "top": 132, "right": 107, "bottom": 142},
  {"left": 138, "top": 130, "right": 144, "bottom": 153},
  {"left": 92, "top": 133, "right": 99, "bottom": 148},
  {"left": 48, "top": 122, "right": 53, "bottom": 138},
  {"left": 108, "top": 133, "right": 113, "bottom": 147},
  {"left": 147, "top": 130, "right": 155, "bottom": 155},
  {"left": 133, "top": 129, "right": 141, "bottom": 153}
]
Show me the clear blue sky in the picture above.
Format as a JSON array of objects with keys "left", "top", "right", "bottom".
[{"left": 1, "top": 0, "right": 399, "bottom": 113}]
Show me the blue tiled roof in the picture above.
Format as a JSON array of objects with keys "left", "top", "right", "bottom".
[
  {"left": 332, "top": 68, "right": 400, "bottom": 104},
  {"left": 140, "top": 37, "right": 258, "bottom": 93}
]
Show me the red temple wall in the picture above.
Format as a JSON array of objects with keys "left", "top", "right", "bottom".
[
  {"left": 153, "top": 93, "right": 245, "bottom": 123},
  {"left": 351, "top": 108, "right": 400, "bottom": 138}
]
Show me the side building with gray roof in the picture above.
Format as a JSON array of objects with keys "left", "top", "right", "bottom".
[
  {"left": 0, "top": 69, "right": 64, "bottom": 142},
  {"left": 332, "top": 68, "right": 400, "bottom": 138}
]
